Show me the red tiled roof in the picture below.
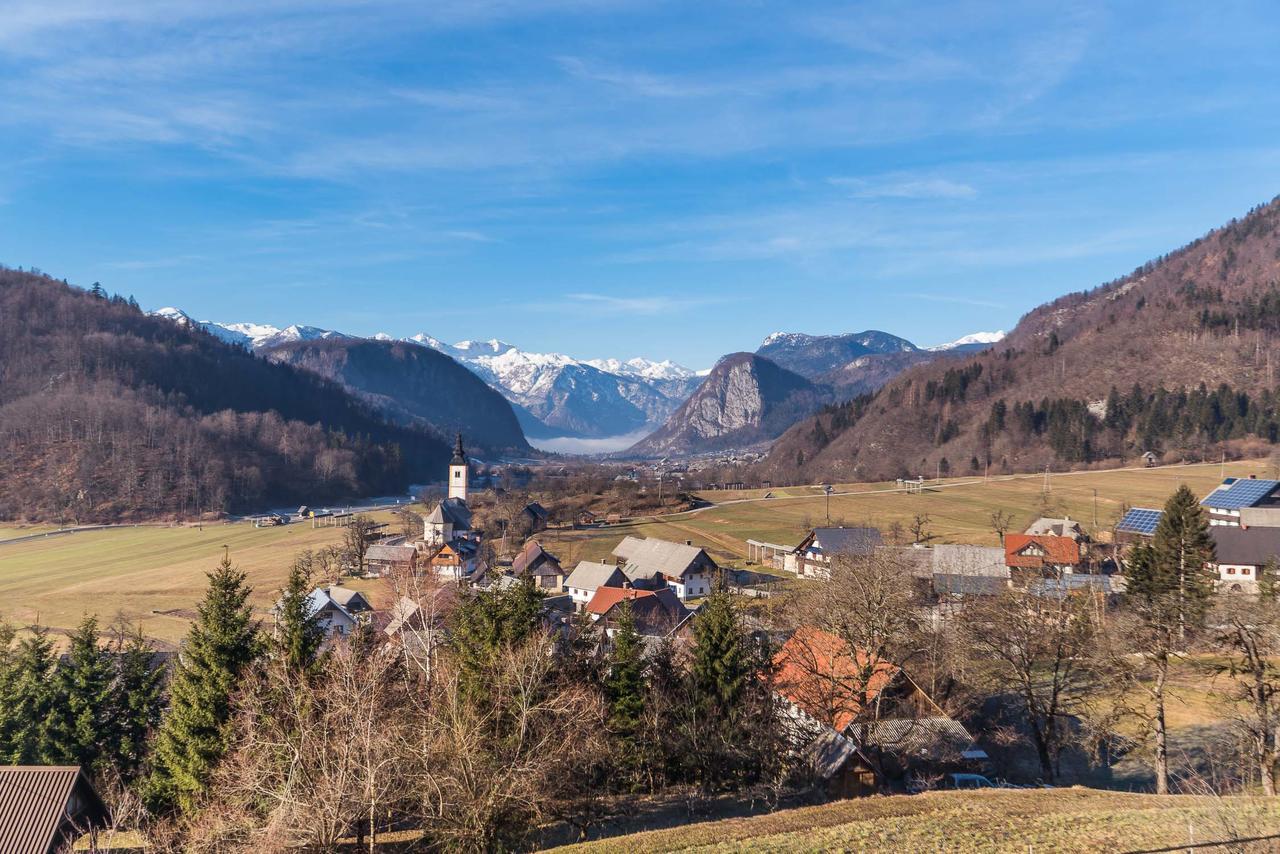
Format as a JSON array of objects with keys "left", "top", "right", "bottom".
[
  {"left": 1004, "top": 534, "right": 1081, "bottom": 568},
  {"left": 585, "top": 586, "right": 656, "bottom": 616},
  {"left": 772, "top": 627, "right": 900, "bottom": 733}
]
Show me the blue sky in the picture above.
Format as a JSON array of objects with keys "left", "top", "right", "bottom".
[{"left": 4, "top": 1, "right": 1280, "bottom": 368}]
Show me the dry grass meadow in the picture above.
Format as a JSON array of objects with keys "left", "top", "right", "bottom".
[{"left": 550, "top": 788, "right": 1280, "bottom": 853}]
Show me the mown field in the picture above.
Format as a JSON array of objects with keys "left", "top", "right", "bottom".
[
  {"left": 0, "top": 512, "right": 406, "bottom": 646},
  {"left": 539, "top": 459, "right": 1272, "bottom": 567},
  {"left": 550, "top": 788, "right": 1280, "bottom": 853}
]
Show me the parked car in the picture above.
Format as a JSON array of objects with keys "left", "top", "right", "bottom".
[{"left": 943, "top": 773, "right": 996, "bottom": 790}]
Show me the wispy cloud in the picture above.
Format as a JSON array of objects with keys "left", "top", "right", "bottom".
[{"left": 831, "top": 176, "right": 978, "bottom": 200}]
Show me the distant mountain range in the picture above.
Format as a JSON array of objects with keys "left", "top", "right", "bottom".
[
  {"left": 625, "top": 329, "right": 1005, "bottom": 457},
  {"left": 153, "top": 308, "right": 700, "bottom": 442},
  {"left": 150, "top": 306, "right": 1003, "bottom": 456}
]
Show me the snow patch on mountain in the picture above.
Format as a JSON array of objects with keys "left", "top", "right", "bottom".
[{"left": 927, "top": 330, "right": 1006, "bottom": 351}]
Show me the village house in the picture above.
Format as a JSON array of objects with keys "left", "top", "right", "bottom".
[
  {"left": 585, "top": 585, "right": 691, "bottom": 639},
  {"left": 1003, "top": 533, "right": 1084, "bottom": 578},
  {"left": 1199, "top": 476, "right": 1280, "bottom": 527},
  {"left": 930, "top": 544, "right": 1010, "bottom": 598},
  {"left": 612, "top": 536, "right": 718, "bottom": 600},
  {"left": 520, "top": 501, "right": 551, "bottom": 533},
  {"left": 785, "top": 527, "right": 883, "bottom": 579},
  {"left": 365, "top": 542, "right": 417, "bottom": 577},
  {"left": 289, "top": 586, "right": 374, "bottom": 641},
  {"left": 1023, "top": 516, "right": 1088, "bottom": 542},
  {"left": 772, "top": 627, "right": 986, "bottom": 798},
  {"left": 1208, "top": 526, "right": 1280, "bottom": 592},
  {"left": 565, "top": 560, "right": 628, "bottom": 610},
  {"left": 510, "top": 539, "right": 565, "bottom": 590},
  {"left": 0, "top": 765, "right": 110, "bottom": 854}
]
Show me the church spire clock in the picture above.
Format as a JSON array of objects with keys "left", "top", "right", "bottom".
[{"left": 448, "top": 433, "right": 469, "bottom": 501}]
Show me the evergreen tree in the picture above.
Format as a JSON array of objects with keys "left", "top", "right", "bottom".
[
  {"left": 106, "top": 622, "right": 166, "bottom": 782},
  {"left": 690, "top": 589, "right": 749, "bottom": 718},
  {"left": 0, "top": 619, "right": 19, "bottom": 759},
  {"left": 273, "top": 554, "right": 325, "bottom": 674},
  {"left": 5, "top": 625, "right": 58, "bottom": 764},
  {"left": 448, "top": 583, "right": 544, "bottom": 704},
  {"left": 604, "top": 602, "right": 645, "bottom": 783},
  {"left": 1151, "top": 485, "right": 1216, "bottom": 639},
  {"left": 48, "top": 616, "right": 115, "bottom": 772},
  {"left": 88, "top": 281, "right": 106, "bottom": 299},
  {"left": 147, "top": 556, "right": 260, "bottom": 814}
]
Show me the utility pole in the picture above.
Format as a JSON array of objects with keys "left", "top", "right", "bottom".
[
  {"left": 824, "top": 484, "right": 834, "bottom": 525},
  {"left": 1092, "top": 488, "right": 1098, "bottom": 530},
  {"left": 1042, "top": 465, "right": 1051, "bottom": 498}
]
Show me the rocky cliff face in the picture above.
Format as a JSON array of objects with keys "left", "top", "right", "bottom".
[
  {"left": 264, "top": 338, "right": 531, "bottom": 454},
  {"left": 627, "top": 353, "right": 827, "bottom": 456}
]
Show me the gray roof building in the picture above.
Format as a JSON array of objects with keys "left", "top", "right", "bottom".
[
  {"left": 0, "top": 766, "right": 109, "bottom": 854},
  {"left": 611, "top": 536, "right": 717, "bottom": 583},
  {"left": 1211, "top": 526, "right": 1280, "bottom": 567},
  {"left": 931, "top": 545, "right": 1009, "bottom": 578},
  {"left": 565, "top": 560, "right": 628, "bottom": 593}
]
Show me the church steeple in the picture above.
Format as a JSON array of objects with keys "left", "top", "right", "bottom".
[{"left": 448, "top": 433, "right": 469, "bottom": 501}]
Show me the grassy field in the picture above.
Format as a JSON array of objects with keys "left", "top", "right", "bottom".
[
  {"left": 551, "top": 788, "right": 1280, "bottom": 853},
  {"left": 0, "top": 522, "right": 63, "bottom": 541},
  {"left": 0, "top": 459, "right": 1268, "bottom": 646},
  {"left": 0, "top": 513, "right": 405, "bottom": 646},
  {"left": 539, "top": 460, "right": 1273, "bottom": 567}
]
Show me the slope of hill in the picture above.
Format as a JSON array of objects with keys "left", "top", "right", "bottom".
[
  {"left": 756, "top": 330, "right": 917, "bottom": 379},
  {"left": 764, "top": 196, "right": 1280, "bottom": 483},
  {"left": 262, "top": 338, "right": 530, "bottom": 454},
  {"left": 628, "top": 353, "right": 828, "bottom": 457},
  {"left": 0, "top": 270, "right": 449, "bottom": 521},
  {"left": 550, "top": 789, "right": 1280, "bottom": 853}
]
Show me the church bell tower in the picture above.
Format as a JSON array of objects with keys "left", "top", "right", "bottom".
[{"left": 448, "top": 433, "right": 469, "bottom": 501}]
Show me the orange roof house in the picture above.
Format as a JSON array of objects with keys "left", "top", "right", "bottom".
[
  {"left": 772, "top": 627, "right": 902, "bottom": 732},
  {"left": 1003, "top": 534, "right": 1082, "bottom": 571}
]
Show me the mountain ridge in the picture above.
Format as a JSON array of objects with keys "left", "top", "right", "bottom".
[{"left": 762, "top": 195, "right": 1280, "bottom": 483}]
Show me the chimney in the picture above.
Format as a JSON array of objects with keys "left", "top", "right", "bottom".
[
  {"left": 623, "top": 581, "right": 632, "bottom": 590},
  {"left": 601, "top": 558, "right": 608, "bottom": 564},
  {"left": 685, "top": 540, "right": 693, "bottom": 546}
]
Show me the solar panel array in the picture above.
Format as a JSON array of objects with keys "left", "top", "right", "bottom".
[
  {"left": 1201, "top": 478, "right": 1280, "bottom": 510},
  {"left": 1116, "top": 507, "right": 1162, "bottom": 535}
]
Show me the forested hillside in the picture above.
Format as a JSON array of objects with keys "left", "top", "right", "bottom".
[
  {"left": 0, "top": 269, "right": 449, "bottom": 521},
  {"left": 263, "top": 338, "right": 531, "bottom": 454},
  {"left": 764, "top": 196, "right": 1280, "bottom": 482}
]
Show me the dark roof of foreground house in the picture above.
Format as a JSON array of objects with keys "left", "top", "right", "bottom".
[
  {"left": 796, "top": 527, "right": 882, "bottom": 558},
  {"left": 1211, "top": 526, "right": 1280, "bottom": 566},
  {"left": 0, "top": 766, "right": 109, "bottom": 854}
]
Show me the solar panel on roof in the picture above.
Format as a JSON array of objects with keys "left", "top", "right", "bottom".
[
  {"left": 1116, "top": 507, "right": 1162, "bottom": 535},
  {"left": 1201, "top": 479, "right": 1280, "bottom": 510}
]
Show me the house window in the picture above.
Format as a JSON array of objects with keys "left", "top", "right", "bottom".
[
  {"left": 1243, "top": 567, "right": 1252, "bottom": 575},
  {"left": 1226, "top": 567, "right": 1236, "bottom": 575}
]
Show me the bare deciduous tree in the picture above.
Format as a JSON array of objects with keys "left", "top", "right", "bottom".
[
  {"left": 989, "top": 510, "right": 1015, "bottom": 546},
  {"left": 1212, "top": 589, "right": 1280, "bottom": 795},
  {"left": 960, "top": 589, "right": 1100, "bottom": 783}
]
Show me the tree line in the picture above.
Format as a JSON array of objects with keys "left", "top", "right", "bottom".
[{"left": 0, "top": 269, "right": 450, "bottom": 521}]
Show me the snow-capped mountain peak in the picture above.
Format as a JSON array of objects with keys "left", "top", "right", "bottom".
[{"left": 927, "top": 330, "right": 1006, "bottom": 352}]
